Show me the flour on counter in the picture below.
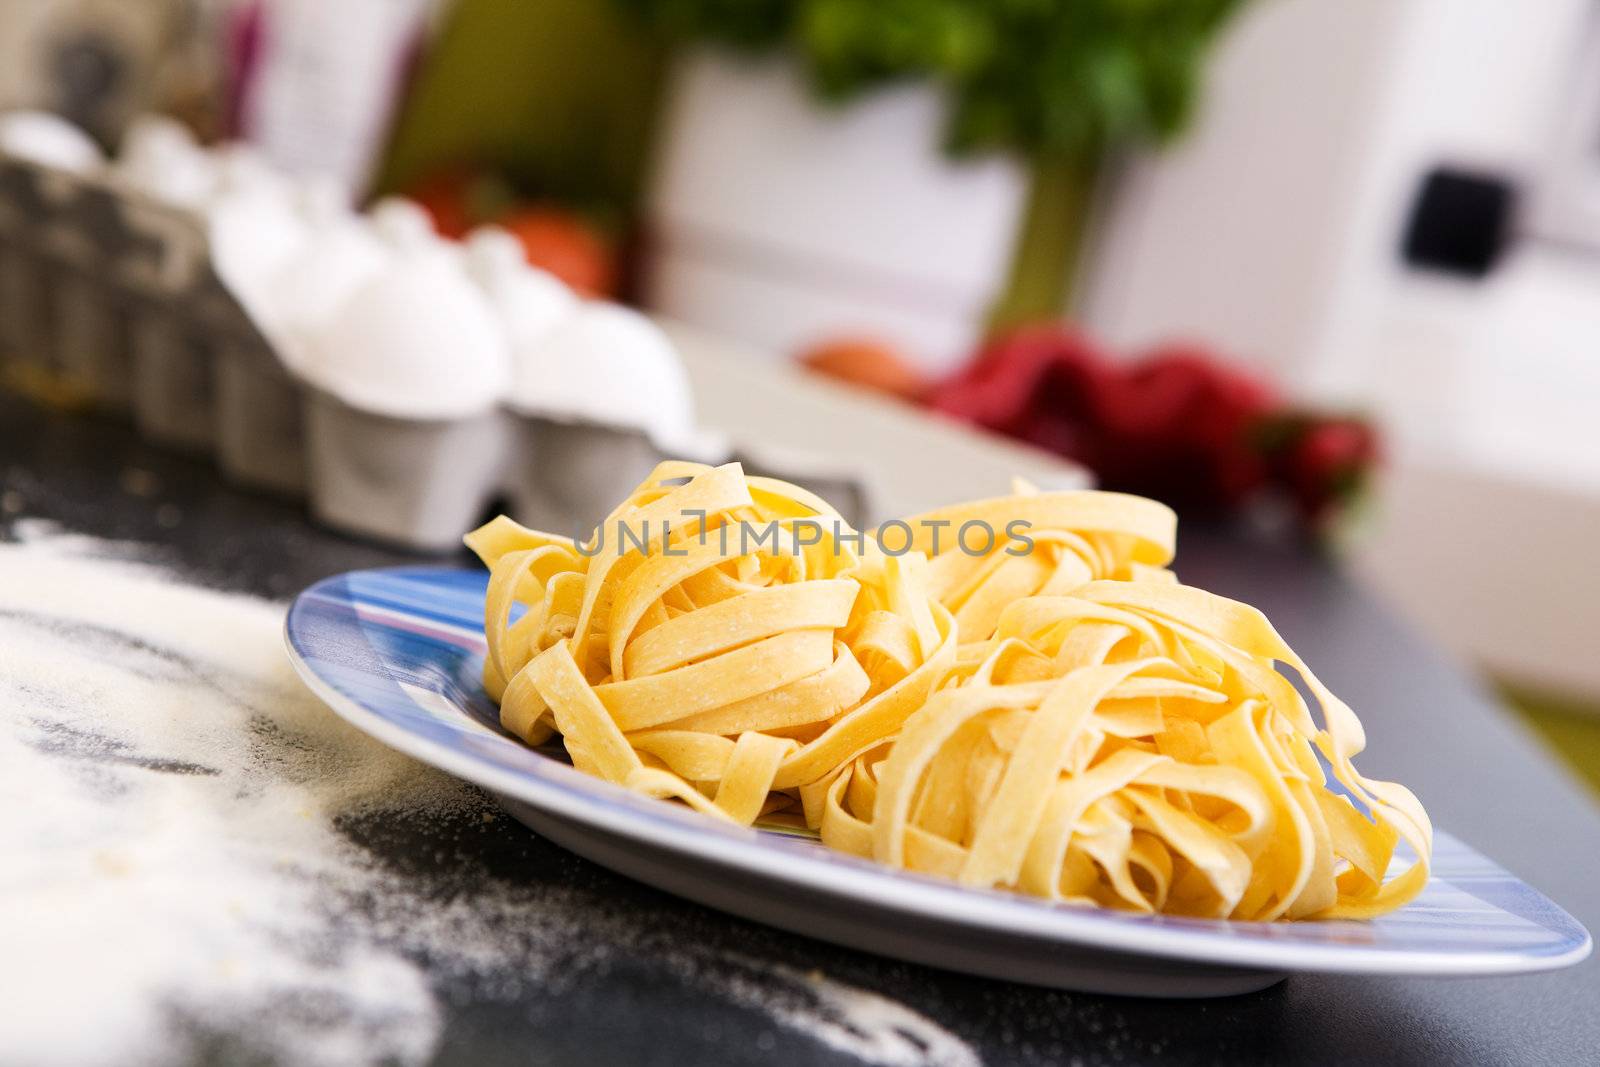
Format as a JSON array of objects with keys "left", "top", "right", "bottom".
[
  {"left": 0, "top": 528, "right": 980, "bottom": 1067},
  {"left": 713, "top": 964, "right": 983, "bottom": 1067}
]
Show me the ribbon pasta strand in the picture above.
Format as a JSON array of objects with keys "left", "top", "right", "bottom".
[{"left": 903, "top": 485, "right": 1178, "bottom": 642}]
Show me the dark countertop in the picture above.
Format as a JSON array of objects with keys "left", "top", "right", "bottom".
[{"left": 3, "top": 388, "right": 1597, "bottom": 1066}]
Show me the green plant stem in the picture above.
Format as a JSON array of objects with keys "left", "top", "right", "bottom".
[{"left": 987, "top": 151, "right": 1102, "bottom": 330}]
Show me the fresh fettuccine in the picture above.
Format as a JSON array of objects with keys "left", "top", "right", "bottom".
[
  {"left": 467, "top": 461, "right": 955, "bottom": 827},
  {"left": 469, "top": 467, "right": 1430, "bottom": 921}
]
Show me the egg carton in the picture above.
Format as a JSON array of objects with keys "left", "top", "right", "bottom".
[
  {"left": 0, "top": 152, "right": 300, "bottom": 483},
  {"left": 0, "top": 158, "right": 135, "bottom": 398},
  {"left": 0, "top": 149, "right": 873, "bottom": 551}
]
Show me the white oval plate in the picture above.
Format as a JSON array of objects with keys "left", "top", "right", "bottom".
[{"left": 285, "top": 567, "right": 1591, "bottom": 998}]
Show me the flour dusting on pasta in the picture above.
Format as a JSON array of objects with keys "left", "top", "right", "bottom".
[{"left": 0, "top": 528, "right": 979, "bottom": 1067}]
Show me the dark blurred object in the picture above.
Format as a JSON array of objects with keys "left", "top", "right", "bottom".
[
  {"left": 930, "top": 325, "right": 1380, "bottom": 535},
  {"left": 49, "top": 27, "right": 127, "bottom": 139},
  {"left": 2, "top": 0, "right": 220, "bottom": 147},
  {"left": 798, "top": 337, "right": 929, "bottom": 401},
  {"left": 1401, "top": 167, "right": 1515, "bottom": 278}
]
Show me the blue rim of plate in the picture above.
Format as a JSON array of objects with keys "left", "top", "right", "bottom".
[{"left": 284, "top": 566, "right": 1592, "bottom": 977}]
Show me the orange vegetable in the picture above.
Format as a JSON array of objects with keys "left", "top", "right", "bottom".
[
  {"left": 500, "top": 208, "right": 617, "bottom": 298},
  {"left": 799, "top": 338, "right": 928, "bottom": 401}
]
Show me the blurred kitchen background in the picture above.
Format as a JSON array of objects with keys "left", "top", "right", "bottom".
[{"left": 2, "top": 0, "right": 1598, "bottom": 791}]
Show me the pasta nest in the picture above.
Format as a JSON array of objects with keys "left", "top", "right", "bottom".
[
  {"left": 470, "top": 465, "right": 1432, "bottom": 920},
  {"left": 468, "top": 461, "right": 955, "bottom": 826},
  {"left": 817, "top": 580, "right": 1433, "bottom": 920}
]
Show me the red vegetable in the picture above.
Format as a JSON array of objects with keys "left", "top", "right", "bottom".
[
  {"left": 931, "top": 325, "right": 1378, "bottom": 534},
  {"left": 405, "top": 167, "right": 478, "bottom": 240}
]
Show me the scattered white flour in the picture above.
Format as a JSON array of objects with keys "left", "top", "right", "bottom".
[
  {"left": 0, "top": 527, "right": 981, "bottom": 1067},
  {"left": 714, "top": 965, "right": 982, "bottom": 1067}
]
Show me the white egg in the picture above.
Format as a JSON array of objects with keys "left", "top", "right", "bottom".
[
  {"left": 0, "top": 110, "right": 103, "bottom": 174},
  {"left": 368, "top": 196, "right": 438, "bottom": 249},
  {"left": 465, "top": 225, "right": 578, "bottom": 389},
  {"left": 300, "top": 229, "right": 510, "bottom": 420},
  {"left": 113, "top": 114, "right": 214, "bottom": 206},
  {"left": 258, "top": 184, "right": 389, "bottom": 371},
  {"left": 513, "top": 302, "right": 694, "bottom": 444},
  {"left": 207, "top": 159, "right": 310, "bottom": 328}
]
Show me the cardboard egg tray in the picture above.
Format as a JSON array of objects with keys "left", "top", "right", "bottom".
[{"left": 0, "top": 151, "right": 870, "bottom": 550}]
